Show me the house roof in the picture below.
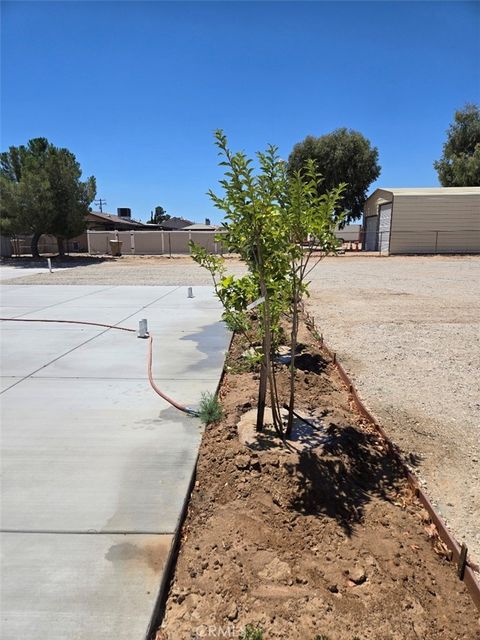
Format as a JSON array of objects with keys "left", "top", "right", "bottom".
[
  {"left": 157, "top": 216, "right": 194, "bottom": 230},
  {"left": 182, "top": 223, "right": 220, "bottom": 231},
  {"left": 368, "top": 187, "right": 480, "bottom": 199},
  {"left": 87, "top": 211, "right": 146, "bottom": 227}
]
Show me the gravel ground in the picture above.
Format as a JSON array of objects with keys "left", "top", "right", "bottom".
[
  {"left": 2, "top": 253, "right": 479, "bottom": 564},
  {"left": 306, "top": 255, "right": 480, "bottom": 566},
  {"left": 0, "top": 255, "right": 246, "bottom": 286}
]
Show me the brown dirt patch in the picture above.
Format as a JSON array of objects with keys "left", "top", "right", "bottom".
[{"left": 157, "top": 323, "right": 480, "bottom": 639}]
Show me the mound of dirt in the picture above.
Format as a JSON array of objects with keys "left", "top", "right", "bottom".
[{"left": 157, "top": 325, "right": 480, "bottom": 639}]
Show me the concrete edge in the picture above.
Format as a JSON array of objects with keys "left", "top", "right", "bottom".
[{"left": 144, "top": 329, "right": 233, "bottom": 640}]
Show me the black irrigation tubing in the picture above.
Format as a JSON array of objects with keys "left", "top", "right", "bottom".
[
  {"left": 283, "top": 404, "right": 320, "bottom": 431},
  {"left": 303, "top": 310, "right": 480, "bottom": 612}
]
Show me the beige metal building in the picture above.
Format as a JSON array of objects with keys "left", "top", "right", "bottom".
[{"left": 363, "top": 187, "right": 480, "bottom": 254}]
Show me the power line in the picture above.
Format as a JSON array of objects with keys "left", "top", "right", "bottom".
[{"left": 94, "top": 198, "right": 107, "bottom": 213}]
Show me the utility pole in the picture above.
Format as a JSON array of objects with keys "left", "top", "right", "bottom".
[{"left": 94, "top": 198, "right": 107, "bottom": 213}]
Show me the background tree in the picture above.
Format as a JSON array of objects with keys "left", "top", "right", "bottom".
[
  {"left": 434, "top": 104, "right": 480, "bottom": 186},
  {"left": 148, "top": 205, "right": 170, "bottom": 224},
  {"left": 288, "top": 128, "right": 380, "bottom": 224},
  {"left": 0, "top": 138, "right": 96, "bottom": 257},
  {"left": 1, "top": 139, "right": 55, "bottom": 252}
]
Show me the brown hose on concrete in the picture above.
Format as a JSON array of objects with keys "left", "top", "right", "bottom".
[
  {"left": 147, "top": 334, "right": 198, "bottom": 416},
  {"left": 0, "top": 317, "right": 136, "bottom": 332},
  {"left": 0, "top": 317, "right": 199, "bottom": 417}
]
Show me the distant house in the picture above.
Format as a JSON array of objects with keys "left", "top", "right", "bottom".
[
  {"left": 181, "top": 222, "right": 220, "bottom": 232},
  {"left": 1, "top": 210, "right": 148, "bottom": 256},
  {"left": 86, "top": 211, "right": 147, "bottom": 231},
  {"left": 153, "top": 216, "right": 194, "bottom": 231},
  {"left": 334, "top": 224, "right": 361, "bottom": 243},
  {"left": 363, "top": 187, "right": 480, "bottom": 254}
]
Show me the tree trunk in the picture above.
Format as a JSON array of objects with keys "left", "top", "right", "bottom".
[
  {"left": 286, "top": 292, "right": 299, "bottom": 438},
  {"left": 57, "top": 237, "right": 65, "bottom": 257},
  {"left": 259, "top": 283, "right": 284, "bottom": 437},
  {"left": 254, "top": 246, "right": 283, "bottom": 436},
  {"left": 31, "top": 232, "right": 41, "bottom": 259},
  {"left": 256, "top": 338, "right": 268, "bottom": 432}
]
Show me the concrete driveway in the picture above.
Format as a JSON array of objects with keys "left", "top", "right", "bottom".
[
  {"left": 0, "top": 284, "right": 230, "bottom": 639},
  {"left": 0, "top": 265, "right": 53, "bottom": 281}
]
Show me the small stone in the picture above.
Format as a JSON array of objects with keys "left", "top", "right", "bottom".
[
  {"left": 227, "top": 603, "right": 238, "bottom": 621},
  {"left": 328, "top": 584, "right": 338, "bottom": 593},
  {"left": 350, "top": 567, "right": 367, "bottom": 585},
  {"left": 235, "top": 454, "right": 251, "bottom": 470}
]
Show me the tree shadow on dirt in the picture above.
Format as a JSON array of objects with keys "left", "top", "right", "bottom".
[{"left": 289, "top": 423, "right": 411, "bottom": 536}]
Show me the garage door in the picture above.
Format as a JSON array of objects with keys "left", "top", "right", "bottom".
[
  {"left": 364, "top": 215, "right": 378, "bottom": 251},
  {"left": 378, "top": 203, "right": 392, "bottom": 253}
]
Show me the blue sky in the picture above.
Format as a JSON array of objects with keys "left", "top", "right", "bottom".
[{"left": 1, "top": 1, "right": 479, "bottom": 223}]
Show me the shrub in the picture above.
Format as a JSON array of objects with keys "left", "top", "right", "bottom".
[
  {"left": 197, "top": 391, "right": 223, "bottom": 425},
  {"left": 240, "top": 624, "right": 264, "bottom": 640}
]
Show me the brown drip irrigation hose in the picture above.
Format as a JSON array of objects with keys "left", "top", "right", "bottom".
[
  {"left": 147, "top": 334, "right": 198, "bottom": 416},
  {"left": 0, "top": 317, "right": 136, "bottom": 332},
  {"left": 0, "top": 317, "right": 198, "bottom": 416}
]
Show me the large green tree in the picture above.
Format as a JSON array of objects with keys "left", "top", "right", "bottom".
[
  {"left": 434, "top": 104, "right": 480, "bottom": 186},
  {"left": 148, "top": 205, "right": 170, "bottom": 224},
  {"left": 288, "top": 128, "right": 380, "bottom": 224},
  {"left": 0, "top": 138, "right": 96, "bottom": 257}
]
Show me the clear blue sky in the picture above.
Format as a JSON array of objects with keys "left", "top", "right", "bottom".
[{"left": 1, "top": 1, "right": 479, "bottom": 223}]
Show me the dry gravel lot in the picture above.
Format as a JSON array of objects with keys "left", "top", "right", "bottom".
[
  {"left": 2, "top": 253, "right": 479, "bottom": 565},
  {"left": 307, "top": 255, "right": 480, "bottom": 566},
  {"left": 0, "top": 255, "right": 246, "bottom": 286}
]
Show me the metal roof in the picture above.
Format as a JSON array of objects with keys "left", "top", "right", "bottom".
[
  {"left": 370, "top": 187, "right": 480, "bottom": 197},
  {"left": 182, "top": 223, "right": 220, "bottom": 231},
  {"left": 87, "top": 211, "right": 146, "bottom": 227},
  {"left": 157, "top": 217, "right": 194, "bottom": 230}
]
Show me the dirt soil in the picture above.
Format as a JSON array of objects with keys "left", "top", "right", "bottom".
[{"left": 157, "top": 323, "right": 480, "bottom": 640}]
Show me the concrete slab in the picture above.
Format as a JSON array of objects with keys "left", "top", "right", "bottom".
[
  {"left": 148, "top": 286, "right": 223, "bottom": 309},
  {"left": 57, "top": 285, "right": 178, "bottom": 309},
  {"left": 1, "top": 532, "right": 173, "bottom": 640},
  {"left": 37, "top": 327, "right": 229, "bottom": 380},
  {"left": 0, "top": 306, "right": 51, "bottom": 319},
  {"left": 0, "top": 284, "right": 229, "bottom": 639},
  {"left": 0, "top": 284, "right": 115, "bottom": 310},
  {"left": 0, "top": 377, "right": 22, "bottom": 393},
  {"left": 0, "top": 325, "right": 104, "bottom": 377},
  {"left": 1, "top": 378, "right": 205, "bottom": 532},
  {"left": 127, "top": 307, "right": 228, "bottom": 336},
  {"left": 0, "top": 266, "right": 52, "bottom": 281},
  {"left": 1, "top": 305, "right": 152, "bottom": 329}
]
